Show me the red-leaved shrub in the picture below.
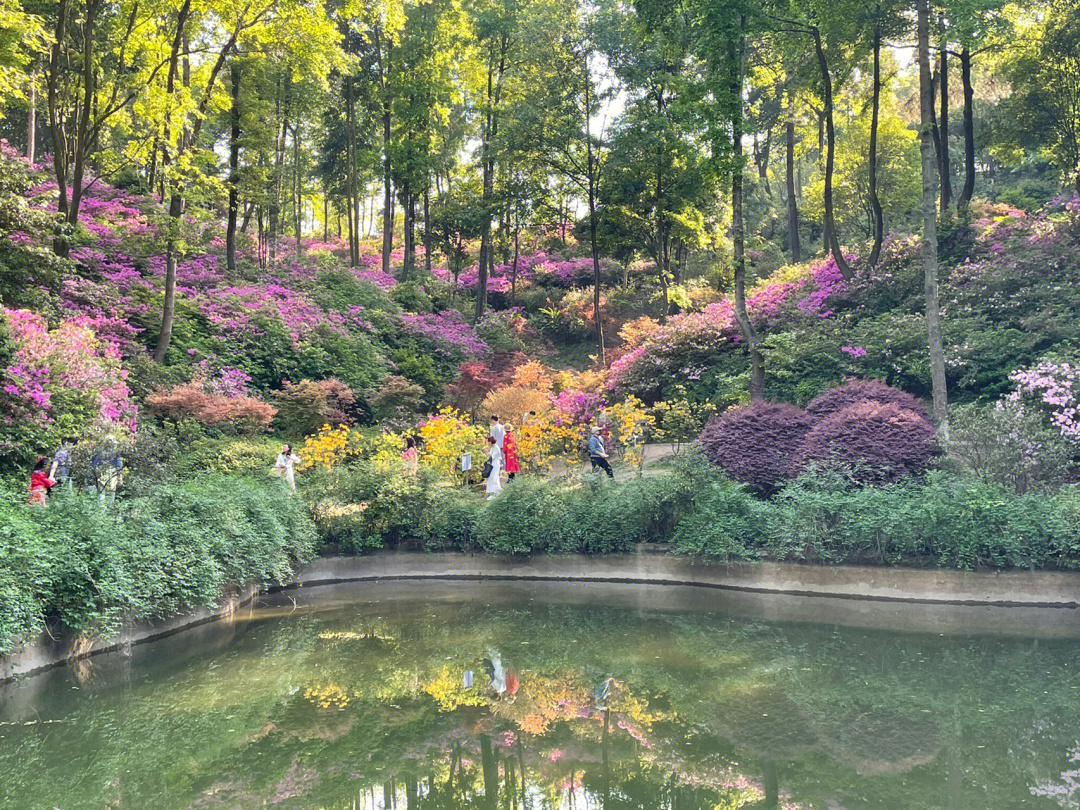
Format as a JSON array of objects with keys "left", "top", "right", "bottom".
[
  {"left": 698, "top": 401, "right": 814, "bottom": 492},
  {"left": 146, "top": 382, "right": 277, "bottom": 434},
  {"left": 273, "top": 378, "right": 356, "bottom": 436},
  {"left": 805, "top": 379, "right": 928, "bottom": 420},
  {"left": 791, "top": 401, "right": 939, "bottom": 484}
]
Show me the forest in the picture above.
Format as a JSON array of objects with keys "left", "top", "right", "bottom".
[{"left": 2, "top": 0, "right": 1080, "bottom": 645}]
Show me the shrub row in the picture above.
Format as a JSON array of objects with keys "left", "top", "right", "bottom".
[
  {"left": 0, "top": 475, "right": 317, "bottom": 654},
  {"left": 304, "top": 454, "right": 1080, "bottom": 572}
]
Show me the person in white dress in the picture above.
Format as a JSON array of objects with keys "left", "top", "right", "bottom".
[
  {"left": 489, "top": 415, "right": 505, "bottom": 449},
  {"left": 484, "top": 436, "right": 503, "bottom": 499},
  {"left": 274, "top": 444, "right": 302, "bottom": 491}
]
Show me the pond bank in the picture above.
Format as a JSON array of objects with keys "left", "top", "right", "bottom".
[{"left": 5, "top": 546, "right": 1080, "bottom": 681}]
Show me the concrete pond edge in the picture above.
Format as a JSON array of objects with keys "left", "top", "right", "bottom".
[{"left": 5, "top": 545, "right": 1080, "bottom": 682}]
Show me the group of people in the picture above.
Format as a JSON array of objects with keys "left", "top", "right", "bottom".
[
  {"left": 27, "top": 436, "right": 122, "bottom": 506},
  {"left": 483, "top": 415, "right": 521, "bottom": 499},
  {"left": 483, "top": 414, "right": 615, "bottom": 498}
]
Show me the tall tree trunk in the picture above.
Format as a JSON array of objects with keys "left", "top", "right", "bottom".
[
  {"left": 939, "top": 20, "right": 952, "bottom": 212},
  {"left": 226, "top": 58, "right": 241, "bottom": 275},
  {"left": 731, "top": 32, "right": 765, "bottom": 400},
  {"left": 323, "top": 189, "right": 328, "bottom": 242},
  {"left": 402, "top": 181, "right": 413, "bottom": 281},
  {"left": 958, "top": 47, "right": 975, "bottom": 209},
  {"left": 585, "top": 63, "right": 605, "bottom": 366},
  {"left": 812, "top": 26, "right": 853, "bottom": 280},
  {"left": 918, "top": 0, "right": 949, "bottom": 432},
  {"left": 480, "top": 735, "right": 499, "bottom": 810},
  {"left": 345, "top": 53, "right": 359, "bottom": 267},
  {"left": 152, "top": 0, "right": 193, "bottom": 362},
  {"left": 26, "top": 69, "right": 36, "bottom": 164},
  {"left": 868, "top": 18, "right": 885, "bottom": 267},
  {"left": 293, "top": 121, "right": 302, "bottom": 253},
  {"left": 476, "top": 50, "right": 502, "bottom": 321},
  {"left": 785, "top": 82, "right": 801, "bottom": 264},
  {"left": 423, "top": 185, "right": 432, "bottom": 274}
]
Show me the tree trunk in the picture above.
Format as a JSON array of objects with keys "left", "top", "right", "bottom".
[
  {"left": 919, "top": 0, "right": 949, "bottom": 432},
  {"left": 731, "top": 32, "right": 765, "bottom": 400},
  {"left": 868, "top": 18, "right": 884, "bottom": 267},
  {"left": 481, "top": 735, "right": 499, "bottom": 810},
  {"left": 401, "top": 180, "right": 413, "bottom": 281},
  {"left": 939, "top": 20, "right": 951, "bottom": 213},
  {"left": 226, "top": 59, "right": 241, "bottom": 275},
  {"left": 293, "top": 122, "right": 302, "bottom": 253},
  {"left": 381, "top": 105, "right": 393, "bottom": 275},
  {"left": 812, "top": 26, "right": 853, "bottom": 280},
  {"left": 585, "top": 64, "right": 605, "bottom": 366},
  {"left": 26, "top": 69, "right": 36, "bottom": 164},
  {"left": 423, "top": 185, "right": 432, "bottom": 274},
  {"left": 785, "top": 82, "right": 801, "bottom": 264},
  {"left": 958, "top": 47, "right": 975, "bottom": 209}
]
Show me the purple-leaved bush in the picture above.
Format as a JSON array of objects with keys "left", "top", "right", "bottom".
[
  {"left": 791, "top": 401, "right": 939, "bottom": 484},
  {"left": 698, "top": 401, "right": 814, "bottom": 492},
  {"left": 805, "top": 378, "right": 928, "bottom": 420}
]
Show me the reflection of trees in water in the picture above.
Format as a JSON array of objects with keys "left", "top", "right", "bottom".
[{"left": 6, "top": 598, "right": 1080, "bottom": 809}]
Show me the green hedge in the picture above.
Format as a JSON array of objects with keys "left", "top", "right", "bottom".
[
  {"left": 0, "top": 475, "right": 317, "bottom": 654},
  {"left": 674, "top": 468, "right": 1080, "bottom": 570},
  {"left": 305, "top": 453, "right": 1080, "bottom": 572}
]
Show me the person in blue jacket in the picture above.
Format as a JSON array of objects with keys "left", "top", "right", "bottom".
[{"left": 588, "top": 426, "right": 614, "bottom": 478}]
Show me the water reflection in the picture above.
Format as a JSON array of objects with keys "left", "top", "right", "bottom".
[{"left": 1, "top": 580, "right": 1080, "bottom": 809}]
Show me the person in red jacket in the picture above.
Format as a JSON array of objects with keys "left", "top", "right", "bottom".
[
  {"left": 28, "top": 457, "right": 56, "bottom": 507},
  {"left": 503, "top": 423, "right": 521, "bottom": 480}
]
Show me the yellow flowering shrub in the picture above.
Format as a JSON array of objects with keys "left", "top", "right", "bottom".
[
  {"left": 650, "top": 386, "right": 716, "bottom": 451},
  {"left": 608, "top": 395, "right": 655, "bottom": 473},
  {"left": 423, "top": 666, "right": 490, "bottom": 712},
  {"left": 417, "top": 408, "right": 487, "bottom": 480},
  {"left": 297, "top": 424, "right": 359, "bottom": 471}
]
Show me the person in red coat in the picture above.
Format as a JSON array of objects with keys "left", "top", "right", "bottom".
[
  {"left": 503, "top": 423, "right": 521, "bottom": 480},
  {"left": 28, "top": 457, "right": 56, "bottom": 507}
]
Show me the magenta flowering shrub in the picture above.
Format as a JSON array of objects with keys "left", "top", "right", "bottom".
[
  {"left": 1008, "top": 360, "right": 1080, "bottom": 444},
  {"left": 401, "top": 310, "right": 488, "bottom": 357},
  {"left": 0, "top": 307, "right": 137, "bottom": 457},
  {"left": 611, "top": 256, "right": 852, "bottom": 396},
  {"left": 791, "top": 401, "right": 939, "bottom": 484},
  {"left": 805, "top": 379, "right": 928, "bottom": 420},
  {"left": 698, "top": 402, "right": 814, "bottom": 492},
  {"left": 550, "top": 388, "right": 604, "bottom": 427}
]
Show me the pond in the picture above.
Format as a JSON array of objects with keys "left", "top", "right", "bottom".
[{"left": 3, "top": 579, "right": 1080, "bottom": 809}]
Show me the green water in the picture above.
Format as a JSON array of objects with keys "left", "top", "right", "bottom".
[{"left": 3, "top": 580, "right": 1080, "bottom": 810}]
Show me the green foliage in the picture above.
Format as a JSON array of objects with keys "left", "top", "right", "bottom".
[{"left": 0, "top": 474, "right": 317, "bottom": 653}]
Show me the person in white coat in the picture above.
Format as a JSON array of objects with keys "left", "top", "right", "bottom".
[
  {"left": 274, "top": 444, "right": 302, "bottom": 491},
  {"left": 484, "top": 436, "right": 503, "bottom": 499}
]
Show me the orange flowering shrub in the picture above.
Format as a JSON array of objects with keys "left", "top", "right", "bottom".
[
  {"left": 145, "top": 381, "right": 276, "bottom": 434},
  {"left": 481, "top": 385, "right": 551, "bottom": 425}
]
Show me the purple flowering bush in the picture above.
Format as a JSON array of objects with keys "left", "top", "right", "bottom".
[{"left": 698, "top": 402, "right": 815, "bottom": 492}]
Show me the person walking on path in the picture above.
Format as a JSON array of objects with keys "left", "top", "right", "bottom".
[
  {"left": 503, "top": 424, "right": 520, "bottom": 480},
  {"left": 50, "top": 437, "right": 75, "bottom": 491},
  {"left": 490, "top": 415, "right": 505, "bottom": 450},
  {"left": 402, "top": 436, "right": 419, "bottom": 475},
  {"left": 28, "top": 457, "right": 56, "bottom": 506},
  {"left": 274, "top": 444, "right": 302, "bottom": 491},
  {"left": 588, "top": 426, "right": 614, "bottom": 478},
  {"left": 484, "top": 436, "right": 503, "bottom": 499}
]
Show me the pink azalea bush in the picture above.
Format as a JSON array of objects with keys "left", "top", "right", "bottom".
[{"left": 1008, "top": 360, "right": 1080, "bottom": 444}]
